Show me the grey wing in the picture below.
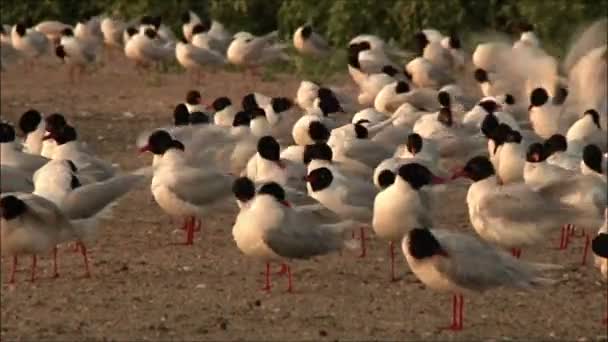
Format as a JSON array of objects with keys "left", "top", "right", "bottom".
[
  {"left": 168, "top": 169, "right": 233, "bottom": 207},
  {"left": 188, "top": 45, "right": 226, "bottom": 65},
  {"left": 479, "top": 185, "right": 574, "bottom": 229},
  {"left": 342, "top": 141, "right": 393, "bottom": 168},
  {"left": 62, "top": 174, "right": 144, "bottom": 219},
  {"left": 310, "top": 33, "right": 330, "bottom": 53},
  {"left": 341, "top": 179, "right": 376, "bottom": 208},
  {"left": 0, "top": 166, "right": 34, "bottom": 193},
  {"left": 263, "top": 212, "right": 343, "bottom": 259},
  {"left": 433, "top": 230, "right": 541, "bottom": 291}
]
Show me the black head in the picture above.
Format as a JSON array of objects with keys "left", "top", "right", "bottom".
[
  {"left": 303, "top": 142, "right": 332, "bottom": 164},
  {"left": 407, "top": 133, "right": 423, "bottom": 154},
  {"left": 232, "top": 111, "right": 251, "bottom": 127},
  {"left": 478, "top": 100, "right": 499, "bottom": 115},
  {"left": 308, "top": 121, "right": 330, "bottom": 142},
  {"left": 552, "top": 87, "right": 568, "bottom": 105},
  {"left": 398, "top": 163, "right": 434, "bottom": 190},
  {"left": 258, "top": 182, "right": 287, "bottom": 204},
  {"left": 0, "top": 25, "right": 5, "bottom": 35},
  {"left": 61, "top": 27, "right": 74, "bottom": 37},
  {"left": 355, "top": 119, "right": 370, "bottom": 126},
  {"left": 582, "top": 144, "right": 603, "bottom": 174},
  {"left": 377, "top": 169, "right": 396, "bottom": 189},
  {"left": 257, "top": 136, "right": 280, "bottom": 161},
  {"left": 140, "top": 15, "right": 153, "bottom": 26},
  {"left": 232, "top": 177, "right": 256, "bottom": 203},
  {"left": 15, "top": 23, "right": 26, "bottom": 36},
  {"left": 505, "top": 130, "right": 522, "bottom": 144},
  {"left": 66, "top": 160, "right": 78, "bottom": 172},
  {"left": 529, "top": 88, "right": 549, "bottom": 107},
  {"left": 544, "top": 134, "right": 567, "bottom": 155},
  {"left": 271, "top": 97, "right": 293, "bottom": 113},
  {"left": 481, "top": 113, "right": 499, "bottom": 138},
  {"left": 0, "top": 195, "right": 27, "bottom": 220},
  {"left": 186, "top": 90, "right": 201, "bottom": 105},
  {"left": 317, "top": 87, "right": 336, "bottom": 100},
  {"left": 584, "top": 109, "right": 601, "bottom": 129},
  {"left": 407, "top": 228, "right": 446, "bottom": 260},
  {"left": 250, "top": 107, "right": 266, "bottom": 119},
  {"left": 70, "top": 174, "right": 81, "bottom": 190},
  {"left": 382, "top": 65, "right": 398, "bottom": 77},
  {"left": 301, "top": 25, "right": 312, "bottom": 39},
  {"left": 151, "top": 16, "right": 162, "bottom": 29},
  {"left": 474, "top": 68, "right": 489, "bottom": 83},
  {"left": 519, "top": 22, "right": 534, "bottom": 33},
  {"left": 591, "top": 233, "right": 608, "bottom": 258},
  {"left": 526, "top": 142, "right": 547, "bottom": 163},
  {"left": 347, "top": 52, "right": 361, "bottom": 69},
  {"left": 144, "top": 28, "right": 157, "bottom": 39},
  {"left": 212, "top": 97, "right": 232, "bottom": 111},
  {"left": 489, "top": 123, "right": 512, "bottom": 147},
  {"left": 354, "top": 123, "right": 368, "bottom": 139},
  {"left": 242, "top": 93, "right": 259, "bottom": 111},
  {"left": 0, "top": 122, "right": 16, "bottom": 142},
  {"left": 305, "top": 167, "right": 333, "bottom": 192},
  {"left": 45, "top": 113, "right": 67, "bottom": 133},
  {"left": 173, "top": 103, "right": 190, "bottom": 126},
  {"left": 318, "top": 96, "right": 342, "bottom": 116},
  {"left": 395, "top": 81, "right": 410, "bottom": 94},
  {"left": 18, "top": 109, "right": 42, "bottom": 135},
  {"left": 448, "top": 34, "right": 461, "bottom": 49},
  {"left": 413, "top": 32, "right": 429, "bottom": 54},
  {"left": 192, "top": 22, "right": 211, "bottom": 35},
  {"left": 126, "top": 26, "right": 138, "bottom": 37},
  {"left": 142, "top": 130, "right": 174, "bottom": 155},
  {"left": 504, "top": 94, "right": 515, "bottom": 105},
  {"left": 55, "top": 45, "right": 67, "bottom": 59},
  {"left": 189, "top": 112, "right": 210, "bottom": 125},
  {"left": 54, "top": 125, "right": 77, "bottom": 145},
  {"left": 437, "top": 107, "right": 453, "bottom": 127},
  {"left": 437, "top": 91, "right": 451, "bottom": 108},
  {"left": 179, "top": 36, "right": 188, "bottom": 44},
  {"left": 458, "top": 156, "right": 495, "bottom": 181},
  {"left": 358, "top": 41, "right": 371, "bottom": 51},
  {"left": 181, "top": 11, "right": 191, "bottom": 24}
]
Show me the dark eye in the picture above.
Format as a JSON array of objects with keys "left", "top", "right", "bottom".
[{"left": 245, "top": 38, "right": 252, "bottom": 43}]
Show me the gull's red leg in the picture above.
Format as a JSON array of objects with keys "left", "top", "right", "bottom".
[
  {"left": 285, "top": 264, "right": 293, "bottom": 293},
  {"left": 358, "top": 227, "right": 367, "bottom": 258},
  {"left": 52, "top": 246, "right": 59, "bottom": 278},
  {"left": 581, "top": 233, "right": 590, "bottom": 266},
  {"left": 390, "top": 241, "right": 397, "bottom": 282},
  {"left": 78, "top": 242, "right": 91, "bottom": 278},
  {"left": 8, "top": 255, "right": 17, "bottom": 284},
  {"left": 30, "top": 255, "right": 37, "bottom": 282}
]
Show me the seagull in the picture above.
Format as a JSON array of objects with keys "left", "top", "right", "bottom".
[
  {"left": 0, "top": 165, "right": 34, "bottom": 193},
  {"left": 0, "top": 122, "right": 49, "bottom": 175},
  {"left": 226, "top": 31, "right": 287, "bottom": 75},
  {"left": 141, "top": 130, "right": 233, "bottom": 245},
  {"left": 11, "top": 22, "right": 49, "bottom": 69},
  {"left": 373, "top": 163, "right": 444, "bottom": 281},
  {"left": 212, "top": 97, "right": 237, "bottom": 127},
  {"left": 453, "top": 156, "right": 599, "bottom": 258},
  {"left": 175, "top": 36, "right": 226, "bottom": 84},
  {"left": 403, "top": 227, "right": 561, "bottom": 330},
  {"left": 232, "top": 181, "right": 356, "bottom": 292},
  {"left": 56, "top": 28, "right": 97, "bottom": 84},
  {"left": 293, "top": 24, "right": 330, "bottom": 57},
  {"left": 18, "top": 109, "right": 45, "bottom": 155},
  {"left": 305, "top": 166, "right": 376, "bottom": 257}
]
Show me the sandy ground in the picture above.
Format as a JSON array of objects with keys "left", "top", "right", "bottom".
[{"left": 0, "top": 55, "right": 607, "bottom": 342}]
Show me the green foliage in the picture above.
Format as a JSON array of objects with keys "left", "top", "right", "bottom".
[{"left": 1, "top": 0, "right": 606, "bottom": 80}]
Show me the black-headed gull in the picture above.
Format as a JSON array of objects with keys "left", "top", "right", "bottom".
[
  {"left": 373, "top": 163, "right": 444, "bottom": 281},
  {"left": 403, "top": 227, "right": 561, "bottom": 331},
  {"left": 232, "top": 181, "right": 355, "bottom": 292}
]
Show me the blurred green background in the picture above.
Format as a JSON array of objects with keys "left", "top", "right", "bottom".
[
  {"left": 1, "top": 0, "right": 606, "bottom": 80},
  {"left": 2, "top": 0, "right": 607, "bottom": 50}
]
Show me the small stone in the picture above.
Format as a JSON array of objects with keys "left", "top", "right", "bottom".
[
  {"left": 319, "top": 330, "right": 328, "bottom": 337},
  {"left": 219, "top": 321, "right": 227, "bottom": 330},
  {"left": 123, "top": 112, "right": 135, "bottom": 118},
  {"left": 254, "top": 300, "right": 261, "bottom": 307},
  {"left": 195, "top": 283, "right": 206, "bottom": 289}
]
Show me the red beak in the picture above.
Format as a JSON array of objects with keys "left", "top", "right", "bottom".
[
  {"left": 139, "top": 145, "right": 150, "bottom": 154},
  {"left": 450, "top": 168, "right": 468, "bottom": 180},
  {"left": 280, "top": 200, "right": 292, "bottom": 208},
  {"left": 42, "top": 132, "right": 52, "bottom": 141},
  {"left": 277, "top": 160, "right": 286, "bottom": 169},
  {"left": 304, "top": 175, "right": 312, "bottom": 182},
  {"left": 437, "top": 248, "right": 449, "bottom": 257}
]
